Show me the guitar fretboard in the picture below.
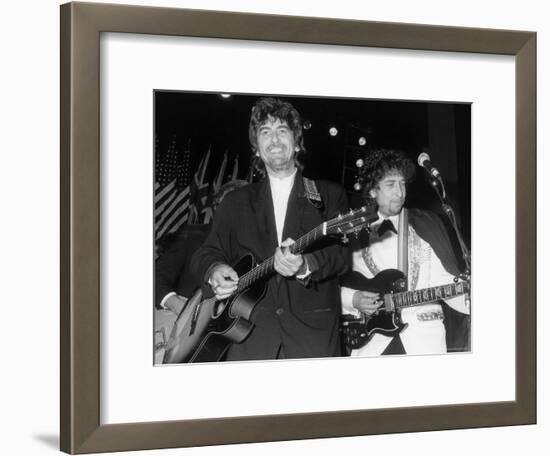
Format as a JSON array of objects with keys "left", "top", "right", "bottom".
[
  {"left": 216, "top": 205, "right": 374, "bottom": 297},
  {"left": 390, "top": 281, "right": 470, "bottom": 310},
  {"left": 236, "top": 223, "right": 326, "bottom": 293}
]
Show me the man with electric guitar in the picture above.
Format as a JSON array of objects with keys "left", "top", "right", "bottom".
[
  {"left": 187, "top": 97, "right": 359, "bottom": 362},
  {"left": 341, "top": 148, "right": 470, "bottom": 356}
]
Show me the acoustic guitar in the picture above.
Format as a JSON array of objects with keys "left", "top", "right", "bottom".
[{"left": 163, "top": 205, "right": 377, "bottom": 363}]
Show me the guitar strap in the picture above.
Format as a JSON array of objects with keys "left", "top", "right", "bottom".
[
  {"left": 397, "top": 208, "right": 409, "bottom": 288},
  {"left": 303, "top": 176, "right": 325, "bottom": 214}
]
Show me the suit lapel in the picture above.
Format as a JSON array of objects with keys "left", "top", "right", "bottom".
[
  {"left": 253, "top": 179, "right": 278, "bottom": 261},
  {"left": 282, "top": 173, "right": 307, "bottom": 243},
  {"left": 273, "top": 174, "right": 307, "bottom": 292}
]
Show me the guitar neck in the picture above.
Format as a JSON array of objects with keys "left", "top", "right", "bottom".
[
  {"left": 236, "top": 223, "right": 326, "bottom": 292},
  {"left": 390, "top": 281, "right": 470, "bottom": 310}
]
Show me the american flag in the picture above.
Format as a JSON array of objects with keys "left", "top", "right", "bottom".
[
  {"left": 154, "top": 136, "right": 192, "bottom": 246},
  {"left": 155, "top": 137, "right": 246, "bottom": 253}
]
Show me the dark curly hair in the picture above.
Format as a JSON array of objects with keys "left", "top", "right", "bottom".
[
  {"left": 248, "top": 97, "right": 306, "bottom": 178},
  {"left": 359, "top": 148, "right": 416, "bottom": 199}
]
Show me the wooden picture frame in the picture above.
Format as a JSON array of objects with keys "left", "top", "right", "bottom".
[{"left": 60, "top": 2, "right": 536, "bottom": 453}]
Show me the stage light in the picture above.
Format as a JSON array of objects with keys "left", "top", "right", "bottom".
[
  {"left": 329, "top": 127, "right": 338, "bottom": 136},
  {"left": 303, "top": 120, "right": 312, "bottom": 130},
  {"left": 220, "top": 94, "right": 232, "bottom": 98},
  {"left": 356, "top": 159, "right": 364, "bottom": 168},
  {"left": 353, "top": 182, "right": 362, "bottom": 191},
  {"left": 358, "top": 136, "right": 367, "bottom": 146}
]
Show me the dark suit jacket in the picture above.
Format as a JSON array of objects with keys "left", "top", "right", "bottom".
[
  {"left": 407, "top": 209, "right": 471, "bottom": 352},
  {"left": 191, "top": 174, "right": 350, "bottom": 361},
  {"left": 155, "top": 224, "right": 210, "bottom": 309}
]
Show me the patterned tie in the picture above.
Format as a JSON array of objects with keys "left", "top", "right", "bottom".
[{"left": 377, "top": 219, "right": 397, "bottom": 237}]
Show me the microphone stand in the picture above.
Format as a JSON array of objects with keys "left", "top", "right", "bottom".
[{"left": 427, "top": 174, "right": 471, "bottom": 278}]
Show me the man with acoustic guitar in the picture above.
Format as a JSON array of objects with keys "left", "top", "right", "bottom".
[
  {"left": 154, "top": 180, "right": 248, "bottom": 363},
  {"left": 190, "top": 97, "right": 351, "bottom": 362},
  {"left": 341, "top": 148, "right": 470, "bottom": 356}
]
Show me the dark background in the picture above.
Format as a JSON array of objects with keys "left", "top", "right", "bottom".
[{"left": 154, "top": 91, "right": 470, "bottom": 250}]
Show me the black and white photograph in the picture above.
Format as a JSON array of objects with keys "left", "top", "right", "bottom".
[
  {"left": 153, "top": 92, "right": 472, "bottom": 364},
  {"left": 3, "top": 0, "right": 542, "bottom": 454}
]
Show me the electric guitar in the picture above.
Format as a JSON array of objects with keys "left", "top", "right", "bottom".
[
  {"left": 163, "top": 205, "right": 377, "bottom": 363},
  {"left": 341, "top": 269, "right": 470, "bottom": 350}
]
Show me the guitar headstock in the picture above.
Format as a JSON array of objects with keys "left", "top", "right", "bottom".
[{"left": 326, "top": 202, "right": 378, "bottom": 239}]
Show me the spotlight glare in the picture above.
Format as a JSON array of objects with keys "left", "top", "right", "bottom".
[
  {"left": 356, "top": 159, "right": 364, "bottom": 168},
  {"left": 220, "top": 93, "right": 232, "bottom": 98},
  {"left": 329, "top": 127, "right": 338, "bottom": 137},
  {"left": 358, "top": 136, "right": 367, "bottom": 146},
  {"left": 353, "top": 182, "right": 362, "bottom": 191}
]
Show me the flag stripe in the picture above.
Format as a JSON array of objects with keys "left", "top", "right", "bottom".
[
  {"left": 156, "top": 187, "right": 189, "bottom": 226},
  {"left": 154, "top": 188, "right": 177, "bottom": 218},
  {"left": 154, "top": 178, "right": 176, "bottom": 202},
  {"left": 155, "top": 186, "right": 190, "bottom": 230},
  {"left": 156, "top": 198, "right": 190, "bottom": 240},
  {"left": 163, "top": 206, "right": 190, "bottom": 237}
]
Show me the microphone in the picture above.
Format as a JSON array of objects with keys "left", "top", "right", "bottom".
[{"left": 417, "top": 152, "right": 441, "bottom": 179}]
